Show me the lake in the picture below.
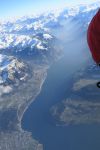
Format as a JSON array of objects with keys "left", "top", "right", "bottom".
[{"left": 22, "top": 25, "right": 100, "bottom": 150}]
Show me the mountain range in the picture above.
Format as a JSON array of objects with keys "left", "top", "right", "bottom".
[{"left": 0, "top": 2, "right": 99, "bottom": 53}]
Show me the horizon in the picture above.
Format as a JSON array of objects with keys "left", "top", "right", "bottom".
[{"left": 0, "top": 0, "right": 100, "bottom": 21}]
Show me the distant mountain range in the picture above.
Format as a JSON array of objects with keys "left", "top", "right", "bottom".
[
  {"left": 0, "top": 1, "right": 99, "bottom": 95},
  {"left": 0, "top": 1, "right": 99, "bottom": 54}
]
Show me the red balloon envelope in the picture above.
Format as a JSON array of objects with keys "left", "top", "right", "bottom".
[{"left": 87, "top": 9, "right": 100, "bottom": 64}]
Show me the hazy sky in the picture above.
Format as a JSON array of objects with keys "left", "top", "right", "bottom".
[{"left": 0, "top": 0, "right": 99, "bottom": 20}]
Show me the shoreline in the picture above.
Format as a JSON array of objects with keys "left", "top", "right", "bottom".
[
  {"left": 19, "top": 70, "right": 47, "bottom": 130},
  {"left": 0, "top": 63, "right": 48, "bottom": 150}
]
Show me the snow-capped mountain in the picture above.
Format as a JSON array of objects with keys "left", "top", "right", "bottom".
[
  {"left": 0, "top": 54, "right": 28, "bottom": 88},
  {"left": 0, "top": 16, "right": 56, "bottom": 59},
  {"left": 0, "top": 33, "right": 53, "bottom": 51},
  {"left": 0, "top": 1, "right": 99, "bottom": 59}
]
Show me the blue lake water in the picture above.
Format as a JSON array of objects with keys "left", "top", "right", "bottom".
[{"left": 22, "top": 26, "right": 100, "bottom": 150}]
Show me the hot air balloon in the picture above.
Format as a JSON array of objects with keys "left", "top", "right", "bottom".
[
  {"left": 87, "top": 9, "right": 100, "bottom": 88},
  {"left": 87, "top": 9, "right": 100, "bottom": 64}
]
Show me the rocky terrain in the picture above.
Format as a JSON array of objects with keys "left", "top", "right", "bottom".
[
  {"left": 0, "top": 54, "right": 47, "bottom": 149},
  {"left": 51, "top": 63, "right": 100, "bottom": 126}
]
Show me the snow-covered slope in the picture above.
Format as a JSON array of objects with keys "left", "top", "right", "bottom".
[
  {"left": 0, "top": 33, "right": 53, "bottom": 50},
  {"left": 0, "top": 54, "right": 30, "bottom": 95},
  {"left": 0, "top": 54, "right": 29, "bottom": 83}
]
